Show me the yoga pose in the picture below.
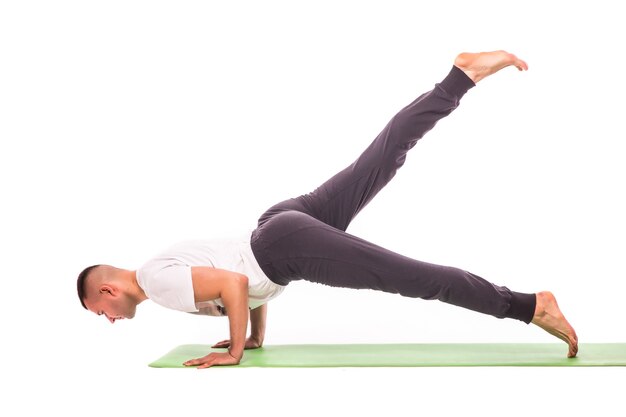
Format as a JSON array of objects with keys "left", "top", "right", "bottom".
[{"left": 77, "top": 50, "right": 578, "bottom": 368}]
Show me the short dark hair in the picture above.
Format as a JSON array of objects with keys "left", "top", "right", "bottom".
[{"left": 77, "top": 264, "right": 101, "bottom": 309}]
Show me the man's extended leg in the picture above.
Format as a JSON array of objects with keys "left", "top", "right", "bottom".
[
  {"left": 256, "top": 210, "right": 536, "bottom": 322},
  {"left": 256, "top": 51, "right": 528, "bottom": 232},
  {"left": 253, "top": 208, "right": 578, "bottom": 358},
  {"left": 294, "top": 64, "right": 474, "bottom": 231},
  {"left": 257, "top": 64, "right": 475, "bottom": 231}
]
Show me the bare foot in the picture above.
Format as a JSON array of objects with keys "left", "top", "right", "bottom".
[
  {"left": 454, "top": 50, "right": 529, "bottom": 83},
  {"left": 531, "top": 291, "right": 579, "bottom": 358}
]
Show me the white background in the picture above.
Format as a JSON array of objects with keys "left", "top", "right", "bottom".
[{"left": 1, "top": 0, "right": 624, "bottom": 415}]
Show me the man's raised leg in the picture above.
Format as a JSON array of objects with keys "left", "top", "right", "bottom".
[
  {"left": 289, "top": 51, "right": 531, "bottom": 233},
  {"left": 287, "top": 61, "right": 476, "bottom": 232}
]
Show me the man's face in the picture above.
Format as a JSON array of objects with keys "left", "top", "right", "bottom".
[{"left": 84, "top": 285, "right": 137, "bottom": 324}]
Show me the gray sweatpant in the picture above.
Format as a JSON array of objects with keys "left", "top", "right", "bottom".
[{"left": 250, "top": 65, "right": 536, "bottom": 323}]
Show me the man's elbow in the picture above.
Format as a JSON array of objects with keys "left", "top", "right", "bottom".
[
  {"left": 226, "top": 274, "right": 248, "bottom": 303},
  {"left": 237, "top": 273, "right": 249, "bottom": 287}
]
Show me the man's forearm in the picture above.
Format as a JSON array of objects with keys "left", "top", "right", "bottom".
[
  {"left": 221, "top": 275, "right": 249, "bottom": 360},
  {"left": 250, "top": 303, "right": 267, "bottom": 344}
]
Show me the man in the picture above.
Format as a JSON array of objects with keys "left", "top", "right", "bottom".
[{"left": 77, "top": 50, "right": 579, "bottom": 369}]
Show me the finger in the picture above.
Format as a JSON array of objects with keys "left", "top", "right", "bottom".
[
  {"left": 183, "top": 356, "right": 209, "bottom": 366},
  {"left": 197, "top": 361, "right": 214, "bottom": 369},
  {"left": 212, "top": 340, "right": 230, "bottom": 348}
]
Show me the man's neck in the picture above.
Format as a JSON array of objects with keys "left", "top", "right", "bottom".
[{"left": 125, "top": 269, "right": 148, "bottom": 304}]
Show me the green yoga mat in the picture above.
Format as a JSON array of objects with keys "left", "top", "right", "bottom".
[{"left": 149, "top": 343, "right": 626, "bottom": 368}]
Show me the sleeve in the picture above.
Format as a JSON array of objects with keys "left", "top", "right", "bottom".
[{"left": 146, "top": 263, "right": 199, "bottom": 313}]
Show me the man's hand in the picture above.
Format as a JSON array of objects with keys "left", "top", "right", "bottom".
[
  {"left": 183, "top": 351, "right": 240, "bottom": 369},
  {"left": 212, "top": 336, "right": 263, "bottom": 350}
]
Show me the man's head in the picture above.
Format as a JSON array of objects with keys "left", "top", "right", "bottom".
[{"left": 77, "top": 264, "right": 144, "bottom": 323}]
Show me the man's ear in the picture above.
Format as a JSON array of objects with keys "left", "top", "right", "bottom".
[{"left": 99, "top": 284, "right": 116, "bottom": 296}]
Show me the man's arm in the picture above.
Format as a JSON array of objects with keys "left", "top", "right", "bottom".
[
  {"left": 183, "top": 266, "right": 249, "bottom": 368},
  {"left": 249, "top": 303, "right": 267, "bottom": 346},
  {"left": 211, "top": 302, "right": 267, "bottom": 349}
]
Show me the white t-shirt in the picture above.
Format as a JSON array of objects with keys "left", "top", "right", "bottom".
[{"left": 136, "top": 230, "right": 286, "bottom": 312}]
